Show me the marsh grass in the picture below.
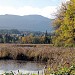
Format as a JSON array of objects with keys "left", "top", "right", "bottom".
[{"left": 0, "top": 44, "right": 75, "bottom": 70}]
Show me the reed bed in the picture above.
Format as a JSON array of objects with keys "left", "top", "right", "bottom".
[{"left": 0, "top": 44, "right": 75, "bottom": 70}]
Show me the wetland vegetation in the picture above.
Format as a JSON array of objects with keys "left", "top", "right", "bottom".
[{"left": 0, "top": 44, "right": 75, "bottom": 73}]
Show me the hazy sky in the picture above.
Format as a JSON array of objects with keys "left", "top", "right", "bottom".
[{"left": 0, "top": 0, "right": 69, "bottom": 18}]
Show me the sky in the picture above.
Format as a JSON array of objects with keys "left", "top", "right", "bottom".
[{"left": 0, "top": 0, "right": 69, "bottom": 19}]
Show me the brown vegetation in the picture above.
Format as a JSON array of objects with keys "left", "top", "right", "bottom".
[{"left": 0, "top": 44, "right": 75, "bottom": 69}]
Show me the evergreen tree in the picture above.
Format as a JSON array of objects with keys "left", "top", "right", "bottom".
[{"left": 44, "top": 30, "right": 51, "bottom": 44}]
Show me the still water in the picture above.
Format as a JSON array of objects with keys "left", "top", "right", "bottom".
[{"left": 0, "top": 60, "right": 45, "bottom": 74}]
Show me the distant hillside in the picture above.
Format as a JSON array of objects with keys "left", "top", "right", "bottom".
[
  {"left": 0, "top": 14, "right": 53, "bottom": 32},
  {"left": 0, "top": 29, "right": 21, "bottom": 34}
]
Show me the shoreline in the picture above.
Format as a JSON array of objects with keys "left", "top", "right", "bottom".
[{"left": 0, "top": 44, "right": 75, "bottom": 69}]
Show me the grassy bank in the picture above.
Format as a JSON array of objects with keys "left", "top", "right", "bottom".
[{"left": 0, "top": 44, "right": 75, "bottom": 70}]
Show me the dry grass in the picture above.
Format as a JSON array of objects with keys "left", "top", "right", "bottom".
[{"left": 0, "top": 44, "right": 75, "bottom": 70}]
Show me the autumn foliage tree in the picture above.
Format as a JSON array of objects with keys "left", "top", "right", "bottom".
[{"left": 53, "top": 0, "right": 75, "bottom": 47}]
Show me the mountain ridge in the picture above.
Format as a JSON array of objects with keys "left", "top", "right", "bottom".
[{"left": 0, "top": 14, "right": 53, "bottom": 32}]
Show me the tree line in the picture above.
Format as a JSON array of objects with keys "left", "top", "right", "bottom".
[
  {"left": 0, "top": 31, "right": 52, "bottom": 44},
  {"left": 0, "top": 34, "right": 18, "bottom": 43},
  {"left": 21, "top": 32, "right": 51, "bottom": 44}
]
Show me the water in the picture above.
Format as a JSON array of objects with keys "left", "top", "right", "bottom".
[{"left": 0, "top": 60, "right": 45, "bottom": 74}]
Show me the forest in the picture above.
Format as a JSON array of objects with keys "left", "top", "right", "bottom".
[{"left": 0, "top": 30, "right": 52, "bottom": 44}]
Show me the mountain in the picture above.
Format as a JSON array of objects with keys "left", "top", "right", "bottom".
[{"left": 0, "top": 14, "right": 53, "bottom": 32}]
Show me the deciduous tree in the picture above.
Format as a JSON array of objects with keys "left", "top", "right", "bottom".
[{"left": 53, "top": 0, "right": 75, "bottom": 47}]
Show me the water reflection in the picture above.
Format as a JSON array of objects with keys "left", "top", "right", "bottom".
[{"left": 0, "top": 60, "right": 45, "bottom": 74}]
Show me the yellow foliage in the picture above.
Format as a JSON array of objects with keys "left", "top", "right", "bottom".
[{"left": 53, "top": 0, "right": 75, "bottom": 47}]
